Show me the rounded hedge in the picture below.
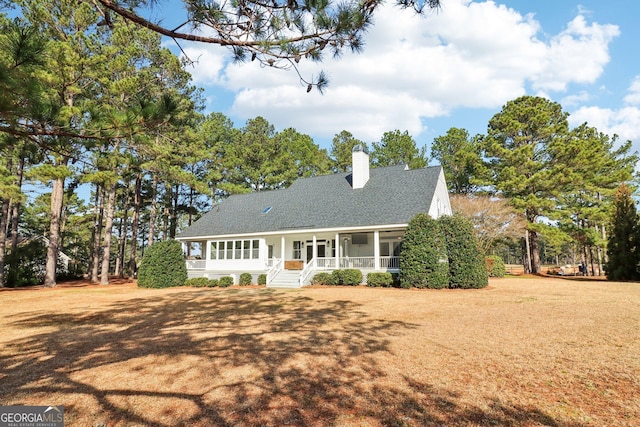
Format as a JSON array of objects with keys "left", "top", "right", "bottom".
[
  {"left": 311, "top": 272, "right": 332, "bottom": 285},
  {"left": 341, "top": 269, "right": 363, "bottom": 285},
  {"left": 258, "top": 274, "right": 267, "bottom": 285},
  {"left": 330, "top": 269, "right": 363, "bottom": 286},
  {"left": 185, "top": 277, "right": 209, "bottom": 287},
  {"left": 399, "top": 213, "right": 449, "bottom": 289},
  {"left": 439, "top": 215, "right": 488, "bottom": 289},
  {"left": 486, "top": 255, "right": 506, "bottom": 278},
  {"left": 366, "top": 272, "right": 393, "bottom": 287},
  {"left": 239, "top": 273, "right": 253, "bottom": 286},
  {"left": 219, "top": 276, "right": 234, "bottom": 287},
  {"left": 138, "top": 240, "right": 187, "bottom": 288}
]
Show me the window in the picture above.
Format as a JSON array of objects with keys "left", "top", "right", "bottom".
[
  {"left": 210, "top": 242, "right": 217, "bottom": 260},
  {"left": 293, "top": 241, "right": 302, "bottom": 260},
  {"left": 226, "top": 241, "right": 233, "bottom": 260},
  {"left": 252, "top": 240, "right": 259, "bottom": 259},
  {"left": 209, "top": 239, "right": 262, "bottom": 260},
  {"left": 243, "top": 240, "right": 250, "bottom": 259}
]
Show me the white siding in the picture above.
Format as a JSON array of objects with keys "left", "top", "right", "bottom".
[{"left": 428, "top": 168, "right": 453, "bottom": 218}]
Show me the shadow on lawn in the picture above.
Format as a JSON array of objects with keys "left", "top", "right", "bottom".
[{"left": 1, "top": 289, "right": 583, "bottom": 426}]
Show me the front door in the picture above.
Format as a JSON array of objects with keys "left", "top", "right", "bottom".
[{"left": 306, "top": 242, "right": 326, "bottom": 260}]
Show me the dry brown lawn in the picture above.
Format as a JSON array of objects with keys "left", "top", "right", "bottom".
[{"left": 0, "top": 277, "right": 638, "bottom": 426}]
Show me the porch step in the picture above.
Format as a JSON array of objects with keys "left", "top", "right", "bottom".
[{"left": 267, "top": 270, "right": 303, "bottom": 289}]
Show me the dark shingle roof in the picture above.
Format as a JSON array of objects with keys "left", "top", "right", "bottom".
[{"left": 177, "top": 165, "right": 442, "bottom": 238}]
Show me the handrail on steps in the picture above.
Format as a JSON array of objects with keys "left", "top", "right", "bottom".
[
  {"left": 266, "top": 258, "right": 283, "bottom": 285},
  {"left": 299, "top": 257, "right": 317, "bottom": 287}
]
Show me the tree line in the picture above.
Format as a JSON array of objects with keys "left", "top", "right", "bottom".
[
  {"left": 2, "top": 0, "right": 637, "bottom": 286},
  {"left": 430, "top": 96, "right": 637, "bottom": 276}
]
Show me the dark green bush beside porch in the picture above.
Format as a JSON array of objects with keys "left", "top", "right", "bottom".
[
  {"left": 399, "top": 213, "right": 449, "bottom": 289},
  {"left": 439, "top": 215, "right": 488, "bottom": 289},
  {"left": 137, "top": 240, "right": 187, "bottom": 289}
]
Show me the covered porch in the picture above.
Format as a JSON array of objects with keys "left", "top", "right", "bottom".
[{"left": 180, "top": 227, "right": 404, "bottom": 286}]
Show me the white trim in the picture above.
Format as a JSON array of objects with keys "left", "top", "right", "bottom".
[
  {"left": 176, "top": 224, "right": 408, "bottom": 241},
  {"left": 374, "top": 230, "right": 380, "bottom": 271}
]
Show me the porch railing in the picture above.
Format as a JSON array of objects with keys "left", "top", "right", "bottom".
[
  {"left": 266, "top": 258, "right": 283, "bottom": 285},
  {"left": 299, "top": 257, "right": 317, "bottom": 286},
  {"left": 380, "top": 256, "right": 399, "bottom": 269},
  {"left": 339, "top": 257, "right": 375, "bottom": 269},
  {"left": 316, "top": 258, "right": 337, "bottom": 269},
  {"left": 186, "top": 259, "right": 206, "bottom": 270},
  {"left": 318, "top": 257, "right": 400, "bottom": 270}
]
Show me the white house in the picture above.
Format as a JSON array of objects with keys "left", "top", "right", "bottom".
[{"left": 175, "top": 145, "right": 452, "bottom": 287}]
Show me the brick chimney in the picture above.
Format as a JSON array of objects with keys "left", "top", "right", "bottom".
[{"left": 352, "top": 144, "right": 369, "bottom": 189}]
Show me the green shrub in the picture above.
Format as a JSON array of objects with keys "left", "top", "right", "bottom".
[
  {"left": 219, "top": 276, "right": 234, "bottom": 287},
  {"left": 439, "top": 215, "right": 488, "bottom": 289},
  {"left": 486, "top": 255, "right": 506, "bottom": 278},
  {"left": 258, "top": 274, "right": 267, "bottom": 285},
  {"left": 329, "top": 270, "right": 343, "bottom": 285},
  {"left": 138, "top": 240, "right": 187, "bottom": 289},
  {"left": 239, "top": 273, "right": 253, "bottom": 286},
  {"left": 366, "top": 272, "right": 393, "bottom": 287},
  {"left": 208, "top": 279, "right": 219, "bottom": 287},
  {"left": 185, "top": 277, "right": 210, "bottom": 287},
  {"left": 328, "top": 269, "right": 363, "bottom": 286},
  {"left": 311, "top": 272, "right": 332, "bottom": 285},
  {"left": 341, "top": 269, "right": 363, "bottom": 285},
  {"left": 399, "top": 213, "right": 449, "bottom": 289}
]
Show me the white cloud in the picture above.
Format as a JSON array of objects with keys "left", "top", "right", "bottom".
[
  {"left": 180, "top": 44, "right": 228, "bottom": 86},
  {"left": 532, "top": 15, "right": 619, "bottom": 92},
  {"left": 184, "top": 0, "right": 620, "bottom": 141},
  {"left": 569, "top": 106, "right": 640, "bottom": 145},
  {"left": 569, "top": 76, "right": 640, "bottom": 147},
  {"left": 624, "top": 76, "right": 640, "bottom": 106},
  {"left": 561, "top": 91, "right": 591, "bottom": 107}
]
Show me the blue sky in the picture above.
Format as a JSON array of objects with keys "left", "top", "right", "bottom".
[{"left": 155, "top": 0, "right": 640, "bottom": 157}]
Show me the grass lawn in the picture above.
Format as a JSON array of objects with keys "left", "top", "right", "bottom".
[{"left": 0, "top": 277, "right": 638, "bottom": 426}]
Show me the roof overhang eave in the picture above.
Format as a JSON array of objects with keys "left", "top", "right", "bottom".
[{"left": 175, "top": 223, "right": 409, "bottom": 241}]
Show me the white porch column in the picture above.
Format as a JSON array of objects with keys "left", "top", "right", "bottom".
[
  {"left": 335, "top": 233, "right": 339, "bottom": 268},
  {"left": 281, "top": 236, "right": 286, "bottom": 261},
  {"left": 374, "top": 231, "right": 380, "bottom": 271},
  {"left": 312, "top": 235, "right": 317, "bottom": 259},
  {"left": 181, "top": 242, "right": 187, "bottom": 256},
  {"left": 205, "top": 240, "right": 211, "bottom": 261}
]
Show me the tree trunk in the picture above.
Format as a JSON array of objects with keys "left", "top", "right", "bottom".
[
  {"left": 170, "top": 183, "right": 179, "bottom": 239},
  {"left": 188, "top": 186, "right": 195, "bottom": 226},
  {"left": 588, "top": 245, "right": 596, "bottom": 276},
  {"left": 529, "top": 230, "right": 541, "bottom": 274},
  {"left": 523, "top": 231, "right": 532, "bottom": 274},
  {"left": 100, "top": 182, "right": 117, "bottom": 285},
  {"left": 116, "top": 185, "right": 130, "bottom": 278},
  {"left": 9, "top": 156, "right": 25, "bottom": 252},
  {"left": 128, "top": 172, "right": 142, "bottom": 277},
  {"left": 148, "top": 173, "right": 158, "bottom": 247},
  {"left": 0, "top": 198, "right": 10, "bottom": 287},
  {"left": 162, "top": 183, "right": 171, "bottom": 240},
  {"left": 90, "top": 186, "right": 104, "bottom": 283},
  {"left": 44, "top": 176, "right": 66, "bottom": 288}
]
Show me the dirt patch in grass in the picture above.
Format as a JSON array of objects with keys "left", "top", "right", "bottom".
[{"left": 1, "top": 277, "right": 638, "bottom": 426}]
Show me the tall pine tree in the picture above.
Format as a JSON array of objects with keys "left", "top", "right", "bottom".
[{"left": 606, "top": 184, "right": 640, "bottom": 281}]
